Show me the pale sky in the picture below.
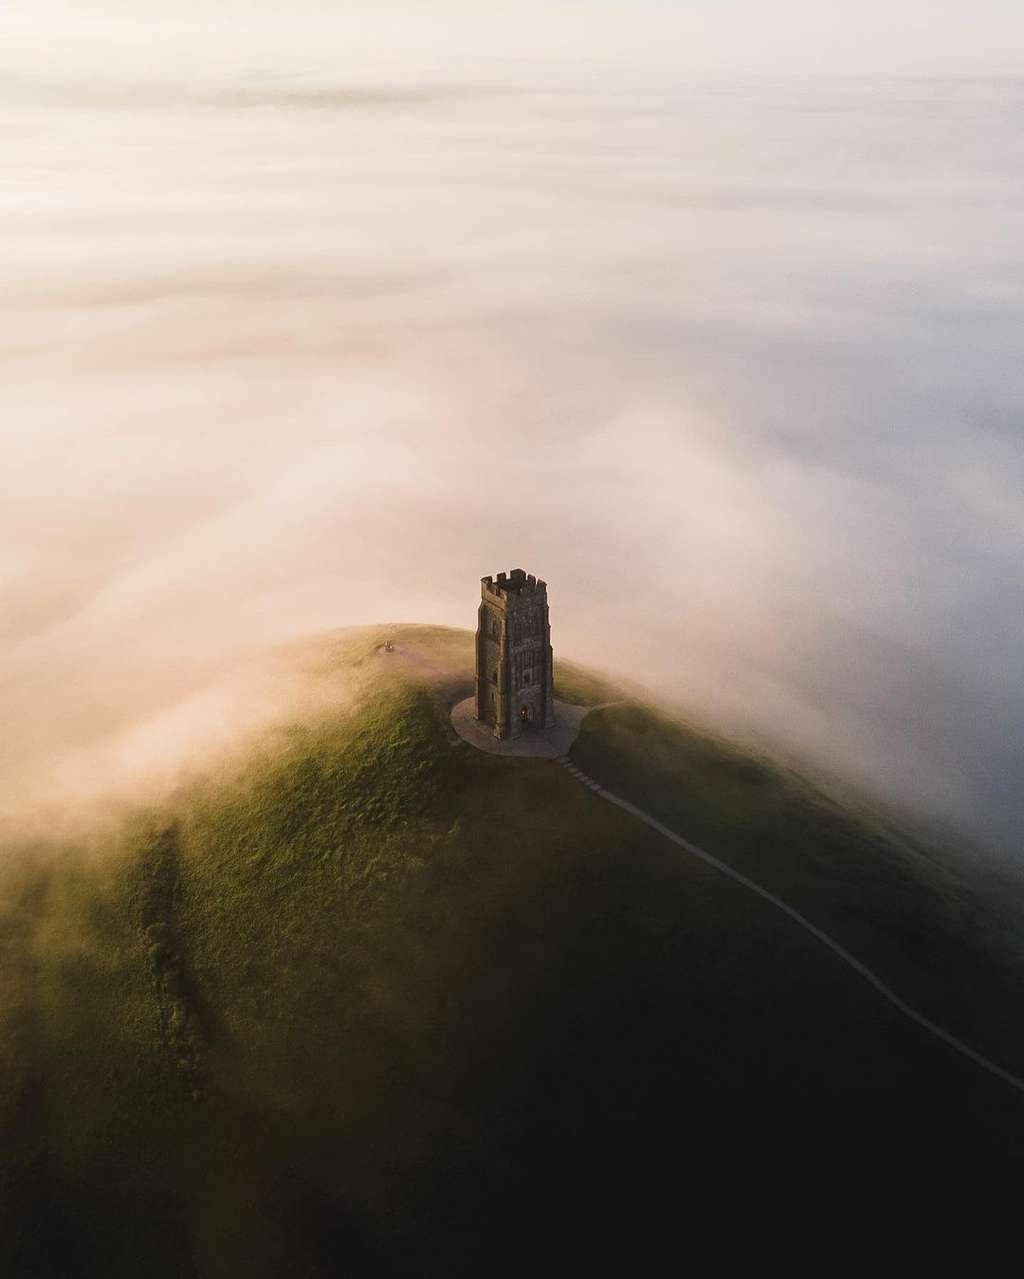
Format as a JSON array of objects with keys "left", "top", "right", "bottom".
[{"left": 2, "top": 0, "right": 1023, "bottom": 79}]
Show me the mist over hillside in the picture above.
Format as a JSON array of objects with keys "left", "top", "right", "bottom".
[
  {"left": 1, "top": 8, "right": 1023, "bottom": 855},
  {"left": 3, "top": 625, "right": 1023, "bottom": 1279}
]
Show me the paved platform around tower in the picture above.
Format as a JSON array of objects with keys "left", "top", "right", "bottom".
[{"left": 449, "top": 696, "right": 602, "bottom": 759}]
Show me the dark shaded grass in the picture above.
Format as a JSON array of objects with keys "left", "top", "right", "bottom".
[
  {"left": 571, "top": 700, "right": 1024, "bottom": 1074},
  {"left": 3, "top": 626, "right": 1023, "bottom": 1277}
]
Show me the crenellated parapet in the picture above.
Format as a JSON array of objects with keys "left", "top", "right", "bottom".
[{"left": 481, "top": 569, "right": 548, "bottom": 603}]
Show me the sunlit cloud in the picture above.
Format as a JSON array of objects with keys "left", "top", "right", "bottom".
[{"left": 1, "top": 6, "right": 1023, "bottom": 854}]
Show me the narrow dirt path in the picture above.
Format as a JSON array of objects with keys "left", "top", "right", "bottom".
[
  {"left": 139, "top": 823, "right": 220, "bottom": 1102},
  {"left": 555, "top": 755, "right": 1024, "bottom": 1095}
]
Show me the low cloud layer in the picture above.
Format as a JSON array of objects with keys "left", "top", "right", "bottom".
[{"left": 2, "top": 53, "right": 1023, "bottom": 855}]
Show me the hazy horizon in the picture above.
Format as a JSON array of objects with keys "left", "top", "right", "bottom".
[
  {"left": 5, "top": 1, "right": 1024, "bottom": 79},
  {"left": 2, "top": 5, "right": 1023, "bottom": 858}
]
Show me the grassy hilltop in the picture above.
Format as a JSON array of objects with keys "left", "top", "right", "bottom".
[{"left": 2, "top": 624, "right": 1023, "bottom": 1278}]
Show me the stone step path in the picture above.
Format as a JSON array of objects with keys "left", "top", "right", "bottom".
[
  {"left": 554, "top": 754, "right": 1024, "bottom": 1095},
  {"left": 556, "top": 755, "right": 604, "bottom": 791}
]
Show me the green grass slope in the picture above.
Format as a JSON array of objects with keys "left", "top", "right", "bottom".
[
  {"left": 2, "top": 624, "right": 1023, "bottom": 1279},
  {"left": 573, "top": 701, "right": 1024, "bottom": 1074}
]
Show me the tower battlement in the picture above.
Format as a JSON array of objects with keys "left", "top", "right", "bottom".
[
  {"left": 481, "top": 569, "right": 548, "bottom": 604},
  {"left": 475, "top": 568, "right": 555, "bottom": 740}
]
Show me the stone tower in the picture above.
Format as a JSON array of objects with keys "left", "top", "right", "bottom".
[{"left": 475, "top": 569, "right": 555, "bottom": 739}]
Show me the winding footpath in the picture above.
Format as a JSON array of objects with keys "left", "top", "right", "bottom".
[{"left": 555, "top": 754, "right": 1024, "bottom": 1095}]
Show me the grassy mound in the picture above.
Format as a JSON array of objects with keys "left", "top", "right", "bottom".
[{"left": 2, "top": 625, "right": 1023, "bottom": 1279}]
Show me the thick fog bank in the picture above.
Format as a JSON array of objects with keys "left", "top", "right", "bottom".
[{"left": 1, "top": 54, "right": 1022, "bottom": 856}]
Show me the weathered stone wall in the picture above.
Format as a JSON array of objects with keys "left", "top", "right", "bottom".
[{"left": 475, "top": 569, "right": 554, "bottom": 739}]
